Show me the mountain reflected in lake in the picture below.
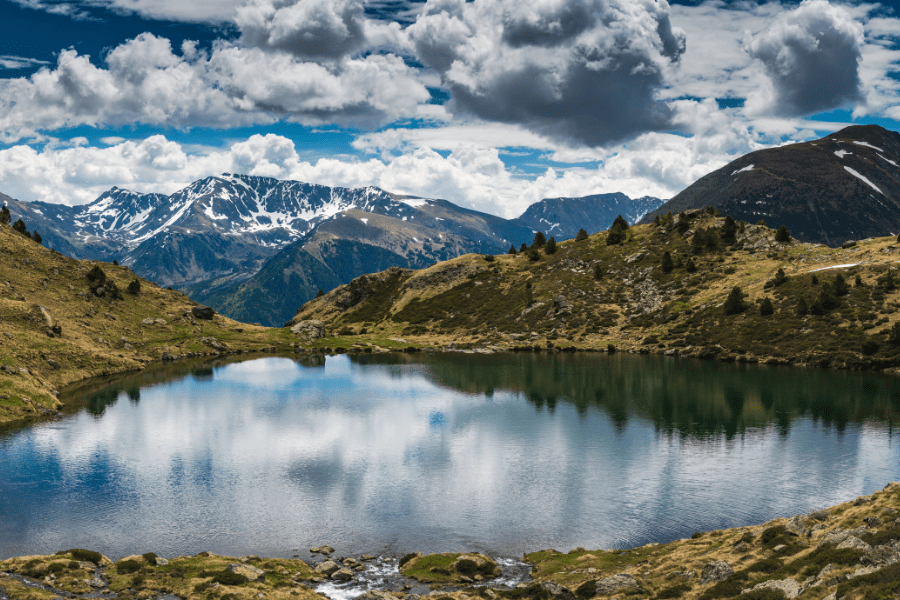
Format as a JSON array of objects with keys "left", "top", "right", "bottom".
[{"left": 1, "top": 352, "right": 898, "bottom": 561}]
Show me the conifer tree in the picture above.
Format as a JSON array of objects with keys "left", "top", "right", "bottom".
[
  {"left": 508, "top": 245, "right": 517, "bottom": 255},
  {"left": 759, "top": 297, "right": 774, "bottom": 316},
  {"left": 545, "top": 236, "right": 557, "bottom": 254},
  {"left": 12, "top": 218, "right": 28, "bottom": 237},
  {"left": 127, "top": 278, "right": 141, "bottom": 295},
  {"left": 31, "top": 230, "right": 42, "bottom": 245},
  {"left": 775, "top": 225, "right": 791, "bottom": 242},
  {"left": 796, "top": 296, "right": 809, "bottom": 316},
  {"left": 723, "top": 286, "right": 746, "bottom": 315},
  {"left": 519, "top": 242, "right": 528, "bottom": 253},
  {"left": 527, "top": 247, "right": 540, "bottom": 261},
  {"left": 0, "top": 205, "right": 10, "bottom": 225},
  {"left": 661, "top": 251, "right": 674, "bottom": 274},
  {"left": 721, "top": 215, "right": 737, "bottom": 245},
  {"left": 685, "top": 257, "right": 698, "bottom": 273},
  {"left": 316, "top": 289, "right": 325, "bottom": 298},
  {"left": 833, "top": 273, "right": 849, "bottom": 296},
  {"left": 593, "top": 264, "right": 604, "bottom": 280},
  {"left": 575, "top": 228, "right": 588, "bottom": 241},
  {"left": 532, "top": 232, "right": 547, "bottom": 248}
]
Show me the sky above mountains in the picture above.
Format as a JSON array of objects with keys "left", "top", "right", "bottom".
[{"left": 0, "top": 0, "right": 899, "bottom": 218}]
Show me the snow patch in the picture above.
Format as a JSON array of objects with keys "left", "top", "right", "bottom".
[
  {"left": 401, "top": 197, "right": 428, "bottom": 208},
  {"left": 810, "top": 263, "right": 859, "bottom": 272},
  {"left": 731, "top": 164, "right": 754, "bottom": 176},
  {"left": 853, "top": 141, "right": 884, "bottom": 152},
  {"left": 844, "top": 166, "right": 883, "bottom": 195},
  {"left": 360, "top": 218, "right": 368, "bottom": 225},
  {"left": 878, "top": 154, "right": 898, "bottom": 167},
  {"left": 834, "top": 150, "right": 852, "bottom": 159}
]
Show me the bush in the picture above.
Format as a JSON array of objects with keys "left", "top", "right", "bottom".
[
  {"left": 760, "top": 526, "right": 785, "bottom": 544},
  {"left": 741, "top": 590, "right": 786, "bottom": 600},
  {"left": 765, "top": 268, "right": 788, "bottom": 289},
  {"left": 661, "top": 251, "right": 674, "bottom": 274},
  {"left": 86, "top": 265, "right": 107, "bottom": 284},
  {"left": 212, "top": 571, "right": 250, "bottom": 586},
  {"left": 142, "top": 552, "right": 158, "bottom": 565},
  {"left": 757, "top": 219, "right": 767, "bottom": 227},
  {"left": 724, "top": 287, "right": 746, "bottom": 315},
  {"left": 545, "top": 237, "right": 557, "bottom": 254},
  {"left": 855, "top": 273, "right": 864, "bottom": 287},
  {"left": 746, "top": 558, "right": 782, "bottom": 574},
  {"left": 575, "top": 228, "right": 588, "bottom": 241},
  {"left": 863, "top": 339, "right": 880, "bottom": 355},
  {"left": 68, "top": 549, "right": 103, "bottom": 564},
  {"left": 686, "top": 258, "right": 697, "bottom": 273},
  {"left": 316, "top": 289, "right": 325, "bottom": 298},
  {"left": 775, "top": 225, "right": 791, "bottom": 242},
  {"left": 759, "top": 297, "right": 774, "bottom": 316},
  {"left": 483, "top": 254, "right": 495, "bottom": 262},
  {"left": 575, "top": 580, "right": 596, "bottom": 599},
  {"left": 455, "top": 559, "right": 479, "bottom": 576},
  {"left": 889, "top": 322, "right": 900, "bottom": 345},
  {"left": 127, "top": 279, "right": 141, "bottom": 295},
  {"left": 116, "top": 560, "right": 143, "bottom": 574},
  {"left": 593, "top": 264, "right": 604, "bottom": 280},
  {"left": 48, "top": 562, "right": 66, "bottom": 574},
  {"left": 527, "top": 248, "right": 540, "bottom": 261},
  {"left": 399, "top": 553, "right": 420, "bottom": 567},
  {"left": 721, "top": 215, "right": 738, "bottom": 245}
]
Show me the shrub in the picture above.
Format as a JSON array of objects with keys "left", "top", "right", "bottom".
[
  {"left": 575, "top": 580, "right": 596, "bottom": 599},
  {"left": 765, "top": 268, "right": 788, "bottom": 289},
  {"left": 888, "top": 322, "right": 900, "bottom": 345},
  {"left": 661, "top": 251, "right": 674, "bottom": 274},
  {"left": 142, "top": 552, "right": 158, "bottom": 565},
  {"left": 48, "top": 562, "right": 66, "bottom": 574},
  {"left": 655, "top": 583, "right": 691, "bottom": 599},
  {"left": 86, "top": 265, "right": 107, "bottom": 284},
  {"left": 399, "top": 553, "right": 419, "bottom": 567},
  {"left": 862, "top": 339, "right": 880, "bottom": 355},
  {"left": 545, "top": 237, "right": 557, "bottom": 254},
  {"left": 724, "top": 287, "right": 746, "bottom": 315},
  {"left": 67, "top": 561, "right": 79, "bottom": 570},
  {"left": 532, "top": 232, "right": 547, "bottom": 248},
  {"left": 127, "top": 279, "right": 141, "bottom": 295},
  {"left": 0, "top": 205, "right": 10, "bottom": 225},
  {"left": 741, "top": 590, "right": 786, "bottom": 600},
  {"left": 759, "top": 297, "right": 774, "bottom": 316},
  {"left": 654, "top": 215, "right": 661, "bottom": 227},
  {"left": 32, "top": 230, "right": 42, "bottom": 244},
  {"left": 884, "top": 269, "right": 897, "bottom": 291},
  {"left": 685, "top": 258, "right": 697, "bottom": 273},
  {"left": 811, "top": 274, "right": 819, "bottom": 285},
  {"left": 316, "top": 289, "right": 325, "bottom": 298},
  {"left": 68, "top": 549, "right": 103, "bottom": 564},
  {"left": 721, "top": 215, "right": 738, "bottom": 245},
  {"left": 856, "top": 273, "right": 864, "bottom": 287},
  {"left": 760, "top": 526, "right": 785, "bottom": 544},
  {"left": 757, "top": 219, "right": 767, "bottom": 227},
  {"left": 607, "top": 344, "right": 616, "bottom": 353},
  {"left": 527, "top": 248, "right": 540, "bottom": 261},
  {"left": 483, "top": 254, "right": 495, "bottom": 262},
  {"left": 212, "top": 571, "right": 249, "bottom": 586},
  {"left": 746, "top": 558, "right": 782, "bottom": 574},
  {"left": 455, "top": 559, "right": 479, "bottom": 576},
  {"left": 575, "top": 228, "right": 588, "bottom": 241},
  {"left": 117, "top": 560, "right": 143, "bottom": 574},
  {"left": 593, "top": 264, "right": 604, "bottom": 280},
  {"left": 775, "top": 225, "right": 791, "bottom": 242}
]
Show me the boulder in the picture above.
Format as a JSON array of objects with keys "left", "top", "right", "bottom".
[
  {"left": 594, "top": 573, "right": 643, "bottom": 595},
  {"left": 540, "top": 581, "right": 575, "bottom": 600},
  {"left": 331, "top": 568, "right": 354, "bottom": 581},
  {"left": 624, "top": 252, "right": 646, "bottom": 264},
  {"left": 785, "top": 515, "right": 812, "bottom": 537},
  {"left": 700, "top": 561, "right": 734, "bottom": 585},
  {"left": 292, "top": 320, "right": 326, "bottom": 341},
  {"left": 864, "top": 516, "right": 883, "bottom": 528},
  {"left": 226, "top": 563, "right": 264, "bottom": 582},
  {"left": 742, "top": 578, "right": 801, "bottom": 599},
  {"left": 862, "top": 545, "right": 900, "bottom": 567},
  {"left": 192, "top": 306, "right": 216, "bottom": 320},
  {"left": 141, "top": 318, "right": 155, "bottom": 326},
  {"left": 450, "top": 553, "right": 501, "bottom": 579},
  {"left": 836, "top": 536, "right": 871, "bottom": 552},
  {"left": 842, "top": 240, "right": 857, "bottom": 249},
  {"left": 314, "top": 561, "right": 341, "bottom": 576},
  {"left": 310, "top": 545, "right": 335, "bottom": 556}
]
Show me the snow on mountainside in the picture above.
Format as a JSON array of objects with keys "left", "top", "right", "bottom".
[
  {"left": 515, "top": 193, "right": 664, "bottom": 240},
  {"left": 641, "top": 125, "right": 900, "bottom": 247}
]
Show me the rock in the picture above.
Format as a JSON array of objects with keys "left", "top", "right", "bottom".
[
  {"left": 842, "top": 240, "right": 857, "bottom": 249},
  {"left": 200, "top": 337, "right": 224, "bottom": 350},
  {"left": 773, "top": 545, "right": 786, "bottom": 552},
  {"left": 818, "top": 528, "right": 854, "bottom": 548},
  {"left": 864, "top": 516, "right": 883, "bottom": 528},
  {"left": 809, "top": 509, "right": 830, "bottom": 521},
  {"left": 540, "top": 581, "right": 575, "bottom": 600},
  {"left": 192, "top": 306, "right": 216, "bottom": 320},
  {"left": 700, "top": 561, "right": 734, "bottom": 585},
  {"left": 450, "top": 553, "right": 501, "bottom": 579},
  {"left": 624, "top": 252, "right": 646, "bottom": 264},
  {"left": 785, "top": 515, "right": 812, "bottom": 537},
  {"left": 161, "top": 352, "right": 175, "bottom": 361},
  {"left": 358, "top": 592, "right": 399, "bottom": 600},
  {"left": 123, "top": 343, "right": 135, "bottom": 352},
  {"left": 594, "top": 573, "right": 643, "bottom": 595},
  {"left": 862, "top": 545, "right": 900, "bottom": 567},
  {"left": 734, "top": 542, "right": 749, "bottom": 552},
  {"left": 141, "top": 318, "right": 155, "bottom": 326},
  {"left": 836, "top": 536, "right": 871, "bottom": 552},
  {"left": 1, "top": 365, "right": 17, "bottom": 375},
  {"left": 742, "top": 578, "right": 801, "bottom": 599},
  {"left": 292, "top": 320, "right": 326, "bottom": 341},
  {"left": 155, "top": 557, "right": 169, "bottom": 566},
  {"left": 314, "top": 561, "right": 341, "bottom": 576},
  {"left": 550, "top": 295, "right": 574, "bottom": 316},
  {"left": 89, "top": 578, "right": 105, "bottom": 588},
  {"left": 853, "top": 496, "right": 871, "bottom": 506},
  {"left": 47, "top": 359, "right": 61, "bottom": 369},
  {"left": 226, "top": 563, "right": 265, "bottom": 582},
  {"left": 154, "top": 319, "right": 168, "bottom": 326},
  {"left": 310, "top": 545, "right": 335, "bottom": 556},
  {"left": 331, "top": 568, "right": 354, "bottom": 581}
]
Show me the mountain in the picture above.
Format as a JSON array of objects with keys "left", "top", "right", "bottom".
[
  {"left": 514, "top": 193, "right": 664, "bottom": 239},
  {"left": 290, "top": 211, "right": 900, "bottom": 372},
  {"left": 640, "top": 125, "right": 900, "bottom": 246}
]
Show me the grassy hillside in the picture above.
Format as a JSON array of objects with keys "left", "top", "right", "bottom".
[
  {"left": 0, "top": 223, "right": 295, "bottom": 426},
  {"left": 290, "top": 209, "right": 900, "bottom": 372}
]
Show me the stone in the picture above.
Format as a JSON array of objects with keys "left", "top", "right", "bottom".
[
  {"left": 450, "top": 553, "right": 501, "bottom": 578},
  {"left": 1, "top": 365, "right": 16, "bottom": 375},
  {"left": 836, "top": 536, "right": 871, "bottom": 552},
  {"left": 141, "top": 318, "right": 155, "bottom": 326},
  {"left": 772, "top": 545, "right": 786, "bottom": 552},
  {"left": 624, "top": 252, "right": 646, "bottom": 264},
  {"left": 817, "top": 528, "right": 853, "bottom": 548},
  {"left": 864, "top": 516, "right": 883, "bottom": 528},
  {"left": 192, "top": 306, "right": 216, "bottom": 320},
  {"left": 314, "top": 561, "right": 341, "bottom": 576},
  {"left": 89, "top": 578, "right": 105, "bottom": 588},
  {"left": 123, "top": 343, "right": 135, "bottom": 352},
  {"left": 540, "top": 582, "right": 575, "bottom": 600},
  {"left": 700, "top": 561, "right": 734, "bottom": 585},
  {"left": 862, "top": 545, "right": 900, "bottom": 567},
  {"left": 154, "top": 319, "right": 168, "bottom": 326},
  {"left": 310, "top": 545, "right": 335, "bottom": 556},
  {"left": 292, "top": 320, "right": 326, "bottom": 342},
  {"left": 161, "top": 352, "right": 175, "bottom": 361},
  {"left": 47, "top": 359, "right": 61, "bottom": 369},
  {"left": 200, "top": 337, "right": 224, "bottom": 350},
  {"left": 733, "top": 542, "right": 749, "bottom": 552},
  {"left": 155, "top": 557, "right": 169, "bottom": 566},
  {"left": 594, "top": 573, "right": 643, "bottom": 595},
  {"left": 226, "top": 563, "right": 265, "bottom": 582},
  {"left": 853, "top": 496, "right": 871, "bottom": 506},
  {"left": 809, "top": 509, "right": 830, "bottom": 521},
  {"left": 842, "top": 240, "right": 857, "bottom": 249},
  {"left": 331, "top": 569, "right": 354, "bottom": 581},
  {"left": 785, "top": 515, "right": 812, "bottom": 537},
  {"left": 742, "top": 578, "right": 801, "bottom": 599}
]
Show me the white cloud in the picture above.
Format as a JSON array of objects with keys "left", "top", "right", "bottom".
[
  {"left": 406, "top": 0, "right": 686, "bottom": 147},
  {"left": 745, "top": 0, "right": 865, "bottom": 117},
  {"left": 0, "top": 32, "right": 429, "bottom": 142},
  {"left": 0, "top": 55, "right": 52, "bottom": 70}
]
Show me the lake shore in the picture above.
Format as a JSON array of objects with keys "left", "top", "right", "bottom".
[{"left": 2, "top": 483, "right": 899, "bottom": 600}]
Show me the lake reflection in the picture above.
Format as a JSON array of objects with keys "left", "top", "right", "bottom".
[{"left": 1, "top": 352, "right": 899, "bottom": 561}]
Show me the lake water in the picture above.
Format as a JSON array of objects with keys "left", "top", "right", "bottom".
[{"left": 2, "top": 352, "right": 900, "bottom": 561}]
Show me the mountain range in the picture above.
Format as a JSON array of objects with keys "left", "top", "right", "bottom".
[
  {"left": 1, "top": 176, "right": 662, "bottom": 326},
  {"left": 642, "top": 125, "right": 900, "bottom": 246}
]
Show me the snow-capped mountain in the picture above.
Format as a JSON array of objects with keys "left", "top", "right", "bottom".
[
  {"left": 515, "top": 192, "right": 664, "bottom": 239},
  {"left": 641, "top": 125, "right": 900, "bottom": 246}
]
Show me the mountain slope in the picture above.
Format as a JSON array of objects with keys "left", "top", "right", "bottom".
[
  {"left": 515, "top": 193, "right": 664, "bottom": 239},
  {"left": 289, "top": 211, "right": 900, "bottom": 372},
  {"left": 641, "top": 125, "right": 900, "bottom": 246}
]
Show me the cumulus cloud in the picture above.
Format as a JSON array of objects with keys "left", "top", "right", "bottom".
[
  {"left": 406, "top": 0, "right": 686, "bottom": 147},
  {"left": 0, "top": 32, "right": 429, "bottom": 142},
  {"left": 746, "top": 0, "right": 865, "bottom": 117}
]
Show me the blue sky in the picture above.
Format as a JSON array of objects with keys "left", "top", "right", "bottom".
[{"left": 1, "top": 0, "right": 899, "bottom": 218}]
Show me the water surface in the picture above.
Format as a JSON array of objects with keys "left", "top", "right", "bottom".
[{"left": 1, "top": 352, "right": 899, "bottom": 560}]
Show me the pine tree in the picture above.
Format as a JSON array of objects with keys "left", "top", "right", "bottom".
[
  {"left": 685, "top": 257, "right": 697, "bottom": 273},
  {"left": 759, "top": 297, "right": 774, "bottom": 316},
  {"left": 833, "top": 273, "right": 849, "bottom": 296},
  {"left": 723, "top": 286, "right": 746, "bottom": 315},
  {"left": 611, "top": 215, "right": 629, "bottom": 231},
  {"left": 508, "top": 245, "right": 517, "bottom": 255},
  {"left": 575, "top": 228, "right": 588, "bottom": 241},
  {"left": 606, "top": 222, "right": 626, "bottom": 245},
  {"left": 691, "top": 228, "right": 706, "bottom": 254},
  {"left": 855, "top": 273, "right": 864, "bottom": 287},
  {"left": 653, "top": 216, "right": 661, "bottom": 227},
  {"left": 316, "top": 289, "right": 325, "bottom": 298},
  {"left": 775, "top": 225, "right": 791, "bottom": 242},
  {"left": 127, "top": 278, "right": 141, "bottom": 295},
  {"left": 527, "top": 247, "right": 540, "bottom": 261},
  {"left": 519, "top": 242, "right": 528, "bottom": 253},
  {"left": 31, "top": 230, "right": 42, "bottom": 245},
  {"left": 796, "top": 296, "right": 809, "bottom": 316},
  {"left": 12, "top": 218, "right": 27, "bottom": 237},
  {"left": 0, "top": 205, "right": 10, "bottom": 225},
  {"left": 593, "top": 264, "right": 604, "bottom": 280},
  {"left": 661, "top": 251, "right": 674, "bottom": 274},
  {"left": 721, "top": 215, "right": 737, "bottom": 245},
  {"left": 890, "top": 322, "right": 900, "bottom": 345},
  {"left": 532, "top": 232, "right": 547, "bottom": 248},
  {"left": 545, "top": 236, "right": 557, "bottom": 254}
]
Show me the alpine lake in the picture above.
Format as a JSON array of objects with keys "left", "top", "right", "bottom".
[{"left": 2, "top": 351, "right": 900, "bottom": 564}]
